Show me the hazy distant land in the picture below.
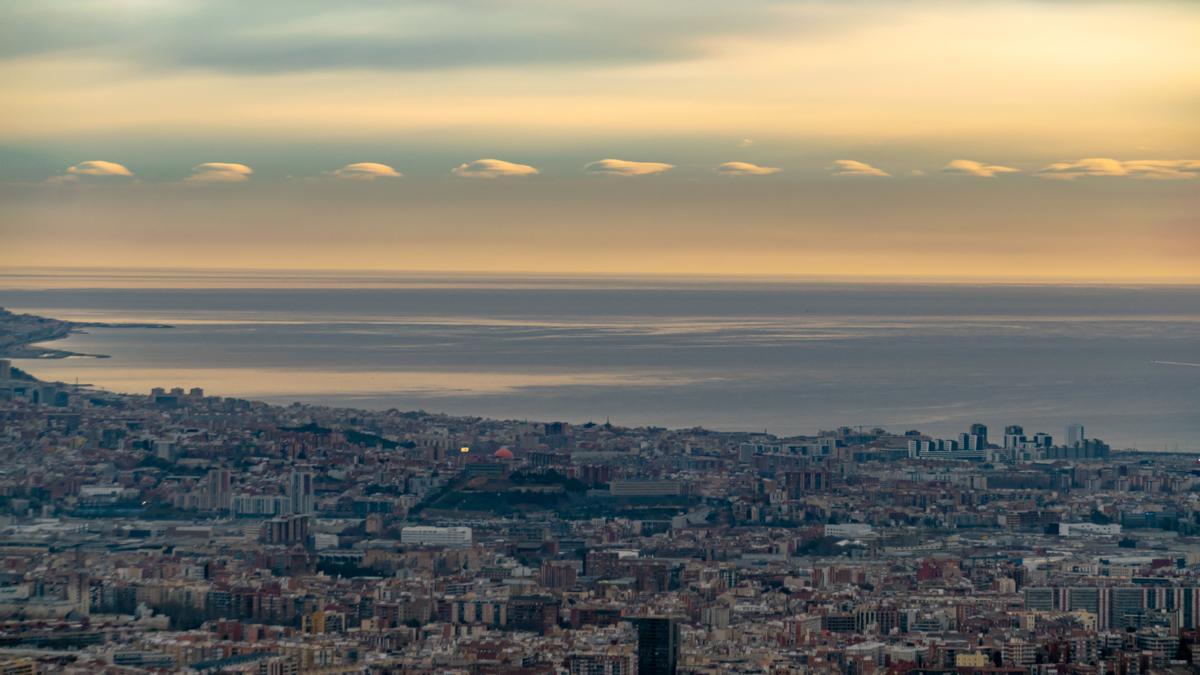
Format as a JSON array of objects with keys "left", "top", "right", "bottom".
[{"left": 0, "top": 306, "right": 170, "bottom": 359}]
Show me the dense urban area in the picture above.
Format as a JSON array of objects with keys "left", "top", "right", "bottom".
[{"left": 1, "top": 315, "right": 1199, "bottom": 674}]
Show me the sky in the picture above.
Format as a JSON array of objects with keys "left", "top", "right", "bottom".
[{"left": 1, "top": 0, "right": 1198, "bottom": 281}]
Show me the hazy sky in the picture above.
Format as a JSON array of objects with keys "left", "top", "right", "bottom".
[{"left": 2, "top": 0, "right": 1198, "bottom": 280}]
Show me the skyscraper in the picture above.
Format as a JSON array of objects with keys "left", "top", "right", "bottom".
[
  {"left": 635, "top": 617, "right": 679, "bottom": 675},
  {"left": 206, "top": 468, "right": 232, "bottom": 511},
  {"left": 289, "top": 470, "right": 314, "bottom": 515},
  {"left": 969, "top": 423, "right": 988, "bottom": 446},
  {"left": 1067, "top": 423, "right": 1085, "bottom": 447},
  {"left": 1004, "top": 425, "right": 1025, "bottom": 449}
]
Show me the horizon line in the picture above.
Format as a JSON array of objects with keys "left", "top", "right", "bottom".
[{"left": 2, "top": 265, "right": 1199, "bottom": 288}]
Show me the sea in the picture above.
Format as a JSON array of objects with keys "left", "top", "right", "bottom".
[{"left": 2, "top": 269, "right": 1198, "bottom": 452}]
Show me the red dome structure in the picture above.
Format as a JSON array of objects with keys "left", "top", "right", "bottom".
[{"left": 493, "top": 448, "right": 514, "bottom": 460}]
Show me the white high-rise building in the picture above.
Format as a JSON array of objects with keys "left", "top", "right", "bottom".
[{"left": 1066, "top": 423, "right": 1085, "bottom": 447}]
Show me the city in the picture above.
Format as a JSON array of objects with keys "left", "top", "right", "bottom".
[
  {"left": 3, "top": 0, "right": 1198, "bottom": 672},
  {"left": 2, "top": 352, "right": 1199, "bottom": 673}
]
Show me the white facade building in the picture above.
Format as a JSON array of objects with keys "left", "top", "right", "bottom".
[
  {"left": 401, "top": 526, "right": 473, "bottom": 547},
  {"left": 824, "top": 523, "right": 876, "bottom": 539},
  {"left": 1059, "top": 522, "right": 1121, "bottom": 537}
]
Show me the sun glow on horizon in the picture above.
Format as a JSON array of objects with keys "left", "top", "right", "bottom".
[{"left": 0, "top": 0, "right": 1197, "bottom": 280}]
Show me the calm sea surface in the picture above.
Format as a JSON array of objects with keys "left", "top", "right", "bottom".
[{"left": 2, "top": 272, "right": 1198, "bottom": 451}]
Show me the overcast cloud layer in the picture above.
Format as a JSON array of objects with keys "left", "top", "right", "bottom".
[{"left": 0, "top": 0, "right": 805, "bottom": 72}]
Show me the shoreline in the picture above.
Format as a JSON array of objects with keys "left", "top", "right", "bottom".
[
  {"left": 0, "top": 306, "right": 1187, "bottom": 454},
  {"left": 0, "top": 306, "right": 171, "bottom": 360}
]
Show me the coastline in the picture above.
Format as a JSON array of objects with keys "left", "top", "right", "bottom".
[
  {"left": 0, "top": 306, "right": 171, "bottom": 360},
  {"left": 1, "top": 301, "right": 1190, "bottom": 453}
]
